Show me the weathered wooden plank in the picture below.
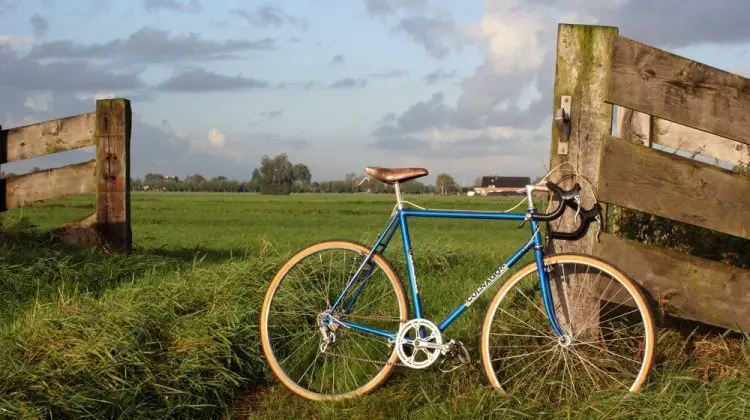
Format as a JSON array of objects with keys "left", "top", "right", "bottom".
[
  {"left": 548, "top": 24, "right": 619, "bottom": 332},
  {"left": 598, "top": 135, "right": 750, "bottom": 239},
  {"left": 1, "top": 160, "right": 97, "bottom": 210},
  {"left": 653, "top": 118, "right": 750, "bottom": 165},
  {"left": 0, "top": 113, "right": 96, "bottom": 163},
  {"left": 607, "top": 36, "right": 750, "bottom": 146},
  {"left": 95, "top": 98, "right": 132, "bottom": 252},
  {"left": 593, "top": 233, "right": 750, "bottom": 331}
]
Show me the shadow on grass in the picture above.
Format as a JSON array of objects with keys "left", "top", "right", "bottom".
[
  {"left": 144, "top": 245, "right": 258, "bottom": 265},
  {"left": 0, "top": 217, "right": 223, "bottom": 322}
]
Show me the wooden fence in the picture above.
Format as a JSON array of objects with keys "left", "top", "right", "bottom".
[
  {"left": 548, "top": 24, "right": 750, "bottom": 332},
  {"left": 0, "top": 98, "right": 132, "bottom": 252}
]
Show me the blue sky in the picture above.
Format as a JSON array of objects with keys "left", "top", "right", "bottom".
[{"left": 1, "top": 0, "right": 749, "bottom": 184}]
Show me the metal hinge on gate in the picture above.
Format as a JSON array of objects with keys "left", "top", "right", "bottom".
[{"left": 555, "top": 96, "right": 572, "bottom": 155}]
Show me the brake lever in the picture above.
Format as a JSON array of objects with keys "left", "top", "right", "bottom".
[{"left": 594, "top": 214, "right": 602, "bottom": 242}]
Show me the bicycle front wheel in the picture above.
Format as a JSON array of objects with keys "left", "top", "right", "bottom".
[
  {"left": 480, "top": 254, "right": 655, "bottom": 403},
  {"left": 260, "top": 240, "right": 408, "bottom": 401}
]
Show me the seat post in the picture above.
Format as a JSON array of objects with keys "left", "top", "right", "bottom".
[{"left": 394, "top": 182, "right": 404, "bottom": 210}]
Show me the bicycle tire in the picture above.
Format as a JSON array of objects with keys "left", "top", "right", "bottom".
[
  {"left": 260, "top": 240, "right": 409, "bottom": 401},
  {"left": 480, "top": 254, "right": 656, "bottom": 402}
]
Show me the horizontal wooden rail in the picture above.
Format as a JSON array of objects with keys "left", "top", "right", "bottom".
[
  {"left": 607, "top": 36, "right": 750, "bottom": 146},
  {"left": 593, "top": 233, "right": 750, "bottom": 331},
  {"left": 0, "top": 113, "right": 96, "bottom": 163},
  {"left": 615, "top": 106, "right": 750, "bottom": 165},
  {"left": 652, "top": 119, "right": 750, "bottom": 165},
  {"left": 598, "top": 136, "right": 750, "bottom": 239},
  {"left": 1, "top": 160, "right": 97, "bottom": 210}
]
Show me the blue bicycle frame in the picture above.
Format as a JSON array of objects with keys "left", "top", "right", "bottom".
[{"left": 326, "top": 205, "right": 566, "bottom": 340}]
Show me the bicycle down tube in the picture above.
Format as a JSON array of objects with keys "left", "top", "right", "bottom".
[{"left": 327, "top": 207, "right": 566, "bottom": 340}]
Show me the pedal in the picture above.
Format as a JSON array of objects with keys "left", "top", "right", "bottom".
[{"left": 438, "top": 340, "right": 471, "bottom": 373}]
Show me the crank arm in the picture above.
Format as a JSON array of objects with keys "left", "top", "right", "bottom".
[{"left": 413, "top": 339, "right": 449, "bottom": 352}]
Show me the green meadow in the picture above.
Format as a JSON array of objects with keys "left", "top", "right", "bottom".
[{"left": 0, "top": 192, "right": 748, "bottom": 419}]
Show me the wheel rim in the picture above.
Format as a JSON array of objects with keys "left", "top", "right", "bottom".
[
  {"left": 481, "top": 255, "right": 655, "bottom": 403},
  {"left": 261, "top": 242, "right": 407, "bottom": 400}
]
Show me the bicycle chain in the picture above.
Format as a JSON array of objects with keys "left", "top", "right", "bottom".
[
  {"left": 335, "top": 314, "right": 402, "bottom": 322},
  {"left": 321, "top": 313, "right": 403, "bottom": 366}
]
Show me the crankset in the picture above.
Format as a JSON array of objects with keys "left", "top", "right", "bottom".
[{"left": 395, "top": 319, "right": 447, "bottom": 369}]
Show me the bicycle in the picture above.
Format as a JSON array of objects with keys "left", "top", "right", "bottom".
[{"left": 260, "top": 166, "right": 656, "bottom": 403}]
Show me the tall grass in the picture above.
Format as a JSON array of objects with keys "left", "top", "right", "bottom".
[
  {"left": 0, "top": 252, "right": 279, "bottom": 418},
  {"left": 1, "top": 193, "right": 748, "bottom": 418}
]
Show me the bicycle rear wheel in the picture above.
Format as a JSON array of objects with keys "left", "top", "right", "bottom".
[
  {"left": 260, "top": 240, "right": 408, "bottom": 401},
  {"left": 480, "top": 254, "right": 655, "bottom": 403}
]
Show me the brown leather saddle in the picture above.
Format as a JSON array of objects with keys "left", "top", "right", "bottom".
[{"left": 364, "top": 167, "right": 428, "bottom": 184}]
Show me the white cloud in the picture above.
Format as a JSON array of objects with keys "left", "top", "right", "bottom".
[
  {"left": 74, "top": 92, "right": 116, "bottom": 101},
  {"left": 207, "top": 127, "right": 227, "bottom": 148},
  {"left": 0, "top": 34, "right": 31, "bottom": 47},
  {"left": 409, "top": 125, "right": 519, "bottom": 144},
  {"left": 23, "top": 93, "right": 52, "bottom": 112},
  {"left": 470, "top": 1, "right": 549, "bottom": 75}
]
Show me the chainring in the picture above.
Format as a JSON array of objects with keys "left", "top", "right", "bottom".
[{"left": 395, "top": 318, "right": 443, "bottom": 369}]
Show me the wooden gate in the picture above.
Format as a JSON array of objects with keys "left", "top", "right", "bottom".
[
  {"left": 548, "top": 24, "right": 749, "bottom": 331},
  {"left": 0, "top": 98, "right": 132, "bottom": 252}
]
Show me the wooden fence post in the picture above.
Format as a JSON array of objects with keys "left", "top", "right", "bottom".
[
  {"left": 547, "top": 24, "right": 619, "bottom": 332},
  {"left": 95, "top": 99, "right": 132, "bottom": 252},
  {"left": 549, "top": 23, "right": 618, "bottom": 249}
]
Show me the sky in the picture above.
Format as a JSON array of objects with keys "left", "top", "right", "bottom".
[{"left": 1, "top": 0, "right": 749, "bottom": 184}]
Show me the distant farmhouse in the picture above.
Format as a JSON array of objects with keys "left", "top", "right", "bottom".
[{"left": 473, "top": 176, "right": 531, "bottom": 196}]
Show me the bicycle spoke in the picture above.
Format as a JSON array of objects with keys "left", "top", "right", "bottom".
[
  {"left": 484, "top": 258, "right": 653, "bottom": 404},
  {"left": 262, "top": 242, "right": 406, "bottom": 399}
]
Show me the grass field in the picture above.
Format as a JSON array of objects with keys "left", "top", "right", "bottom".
[{"left": 1, "top": 192, "right": 749, "bottom": 419}]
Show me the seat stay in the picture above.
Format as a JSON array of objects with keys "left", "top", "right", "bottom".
[{"left": 343, "top": 216, "right": 401, "bottom": 314}]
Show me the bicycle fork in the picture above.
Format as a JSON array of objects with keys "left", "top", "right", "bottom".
[{"left": 529, "top": 216, "right": 566, "bottom": 339}]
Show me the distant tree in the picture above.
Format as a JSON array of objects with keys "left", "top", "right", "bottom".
[
  {"left": 131, "top": 178, "right": 144, "bottom": 191},
  {"left": 401, "top": 180, "right": 426, "bottom": 194},
  {"left": 246, "top": 168, "right": 261, "bottom": 192},
  {"left": 343, "top": 173, "right": 360, "bottom": 193},
  {"left": 259, "top": 153, "right": 294, "bottom": 195},
  {"left": 32, "top": 167, "right": 41, "bottom": 173},
  {"left": 292, "top": 163, "right": 312, "bottom": 192},
  {"left": 144, "top": 173, "right": 165, "bottom": 182},
  {"left": 473, "top": 176, "right": 483, "bottom": 187},
  {"left": 186, "top": 174, "right": 206, "bottom": 183},
  {"left": 435, "top": 173, "right": 458, "bottom": 195},
  {"left": 183, "top": 174, "right": 206, "bottom": 192}
]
